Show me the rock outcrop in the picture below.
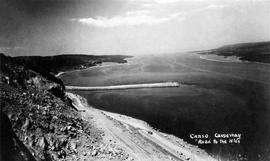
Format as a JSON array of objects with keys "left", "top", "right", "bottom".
[{"left": 0, "top": 54, "right": 102, "bottom": 161}]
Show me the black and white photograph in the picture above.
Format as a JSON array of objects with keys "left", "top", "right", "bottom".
[{"left": 0, "top": 0, "right": 270, "bottom": 161}]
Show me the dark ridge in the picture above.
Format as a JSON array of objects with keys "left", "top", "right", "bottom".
[
  {"left": 1, "top": 53, "right": 132, "bottom": 90},
  {"left": 13, "top": 54, "right": 132, "bottom": 74},
  {"left": 196, "top": 41, "right": 270, "bottom": 63},
  {"left": 0, "top": 53, "right": 64, "bottom": 90},
  {"left": 218, "top": 41, "right": 270, "bottom": 50},
  {"left": 0, "top": 52, "right": 105, "bottom": 161}
]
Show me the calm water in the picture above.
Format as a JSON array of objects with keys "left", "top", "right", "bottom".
[{"left": 62, "top": 53, "right": 270, "bottom": 161}]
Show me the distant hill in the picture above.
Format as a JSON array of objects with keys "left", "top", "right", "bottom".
[
  {"left": 13, "top": 54, "right": 132, "bottom": 74},
  {"left": 0, "top": 53, "right": 132, "bottom": 87},
  {"left": 198, "top": 41, "right": 270, "bottom": 63}
]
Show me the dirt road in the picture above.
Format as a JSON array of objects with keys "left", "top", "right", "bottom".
[{"left": 67, "top": 92, "right": 217, "bottom": 161}]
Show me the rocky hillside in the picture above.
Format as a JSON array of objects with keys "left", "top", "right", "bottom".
[{"left": 0, "top": 53, "right": 128, "bottom": 161}]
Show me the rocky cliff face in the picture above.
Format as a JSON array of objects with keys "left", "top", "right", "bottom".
[{"left": 0, "top": 54, "right": 102, "bottom": 161}]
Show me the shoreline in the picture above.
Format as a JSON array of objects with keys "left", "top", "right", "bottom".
[
  {"left": 55, "top": 71, "right": 65, "bottom": 77},
  {"left": 66, "top": 92, "right": 217, "bottom": 161},
  {"left": 55, "top": 58, "right": 134, "bottom": 78},
  {"left": 55, "top": 68, "right": 88, "bottom": 78},
  {"left": 199, "top": 55, "right": 242, "bottom": 63},
  {"left": 199, "top": 54, "right": 270, "bottom": 66}
]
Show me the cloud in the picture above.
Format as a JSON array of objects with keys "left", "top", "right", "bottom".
[
  {"left": 126, "top": 10, "right": 150, "bottom": 15},
  {"left": 71, "top": 1, "right": 226, "bottom": 28},
  {"left": 151, "top": 0, "right": 182, "bottom": 4},
  {"left": 142, "top": 3, "right": 156, "bottom": 8},
  {"left": 132, "top": 0, "right": 213, "bottom": 4},
  {"left": 204, "top": 4, "right": 226, "bottom": 10},
  {"left": 191, "top": 4, "right": 226, "bottom": 13},
  {"left": 72, "top": 11, "right": 185, "bottom": 27},
  {"left": 131, "top": 0, "right": 182, "bottom": 4}
]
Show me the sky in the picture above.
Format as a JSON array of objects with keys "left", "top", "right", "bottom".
[{"left": 0, "top": 0, "right": 270, "bottom": 56}]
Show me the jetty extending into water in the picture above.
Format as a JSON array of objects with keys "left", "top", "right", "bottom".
[{"left": 66, "top": 82, "right": 180, "bottom": 91}]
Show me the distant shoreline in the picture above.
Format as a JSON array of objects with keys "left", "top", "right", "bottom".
[
  {"left": 199, "top": 55, "right": 242, "bottom": 63},
  {"left": 199, "top": 54, "right": 270, "bottom": 66},
  {"left": 55, "top": 57, "right": 133, "bottom": 78}
]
